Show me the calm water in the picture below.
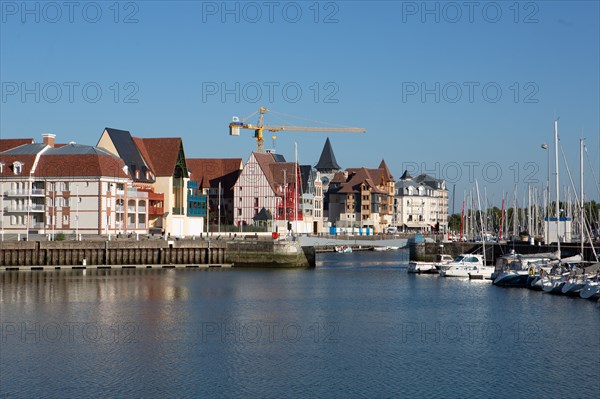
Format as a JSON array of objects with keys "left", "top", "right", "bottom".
[{"left": 1, "top": 251, "right": 599, "bottom": 398}]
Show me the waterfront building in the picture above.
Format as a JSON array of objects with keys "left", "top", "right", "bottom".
[
  {"left": 299, "top": 165, "right": 324, "bottom": 234},
  {"left": 394, "top": 170, "right": 448, "bottom": 233},
  {"left": 185, "top": 158, "right": 243, "bottom": 227},
  {"left": 326, "top": 160, "right": 395, "bottom": 232},
  {"left": 232, "top": 152, "right": 303, "bottom": 232},
  {"left": 98, "top": 128, "right": 201, "bottom": 236},
  {"left": 1, "top": 134, "right": 148, "bottom": 236}
]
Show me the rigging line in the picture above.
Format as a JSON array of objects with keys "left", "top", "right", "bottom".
[
  {"left": 241, "top": 110, "right": 260, "bottom": 123},
  {"left": 266, "top": 112, "right": 291, "bottom": 126},
  {"left": 559, "top": 142, "right": 598, "bottom": 260},
  {"left": 584, "top": 145, "right": 600, "bottom": 198},
  {"left": 268, "top": 110, "right": 358, "bottom": 128}
]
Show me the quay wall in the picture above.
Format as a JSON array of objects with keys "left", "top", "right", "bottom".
[{"left": 0, "top": 239, "right": 315, "bottom": 268}]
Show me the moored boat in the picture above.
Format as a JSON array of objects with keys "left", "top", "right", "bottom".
[
  {"left": 335, "top": 245, "right": 352, "bottom": 254},
  {"left": 408, "top": 254, "right": 453, "bottom": 274},
  {"left": 492, "top": 251, "right": 556, "bottom": 287},
  {"left": 439, "top": 254, "right": 485, "bottom": 278},
  {"left": 579, "top": 275, "right": 600, "bottom": 299}
]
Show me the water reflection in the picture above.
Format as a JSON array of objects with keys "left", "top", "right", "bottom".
[{"left": 1, "top": 254, "right": 598, "bottom": 398}]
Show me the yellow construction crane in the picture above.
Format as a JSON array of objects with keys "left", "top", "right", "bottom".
[{"left": 229, "top": 107, "right": 366, "bottom": 153}]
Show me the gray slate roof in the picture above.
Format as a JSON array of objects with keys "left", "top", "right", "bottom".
[
  {"left": 0, "top": 143, "right": 47, "bottom": 155},
  {"left": 45, "top": 143, "right": 117, "bottom": 157},
  {"left": 103, "top": 127, "right": 153, "bottom": 182},
  {"left": 315, "top": 138, "right": 340, "bottom": 171}
]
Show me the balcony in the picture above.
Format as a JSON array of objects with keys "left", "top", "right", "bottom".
[
  {"left": 30, "top": 222, "right": 44, "bottom": 229},
  {"left": 4, "top": 204, "right": 45, "bottom": 212},
  {"left": 149, "top": 205, "right": 164, "bottom": 215},
  {"left": 147, "top": 191, "right": 164, "bottom": 201},
  {"left": 5, "top": 189, "right": 45, "bottom": 196},
  {"left": 115, "top": 205, "right": 124, "bottom": 213},
  {"left": 138, "top": 205, "right": 147, "bottom": 213},
  {"left": 127, "top": 188, "right": 148, "bottom": 198},
  {"left": 128, "top": 206, "right": 136, "bottom": 213},
  {"left": 172, "top": 207, "right": 185, "bottom": 216}
]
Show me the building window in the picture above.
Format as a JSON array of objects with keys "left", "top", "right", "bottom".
[
  {"left": 10, "top": 216, "right": 16, "bottom": 225},
  {"left": 63, "top": 215, "right": 69, "bottom": 225},
  {"left": 238, "top": 208, "right": 242, "bottom": 216},
  {"left": 13, "top": 162, "right": 22, "bottom": 175}
]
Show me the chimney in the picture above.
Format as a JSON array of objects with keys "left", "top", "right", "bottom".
[{"left": 42, "top": 133, "right": 56, "bottom": 148}]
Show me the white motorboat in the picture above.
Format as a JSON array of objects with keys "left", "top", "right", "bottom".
[
  {"left": 373, "top": 246, "right": 402, "bottom": 252},
  {"left": 439, "top": 254, "right": 486, "bottom": 277},
  {"left": 408, "top": 254, "right": 453, "bottom": 274},
  {"left": 468, "top": 266, "right": 496, "bottom": 280},
  {"left": 335, "top": 245, "right": 352, "bottom": 254}
]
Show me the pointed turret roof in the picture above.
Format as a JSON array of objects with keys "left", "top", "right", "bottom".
[
  {"left": 315, "top": 137, "right": 340, "bottom": 172},
  {"left": 379, "top": 159, "right": 393, "bottom": 181},
  {"left": 400, "top": 170, "right": 412, "bottom": 180}
]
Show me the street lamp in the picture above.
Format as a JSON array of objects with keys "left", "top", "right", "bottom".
[{"left": 541, "top": 143, "right": 549, "bottom": 243}]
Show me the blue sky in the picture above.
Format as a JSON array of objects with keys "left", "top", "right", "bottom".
[{"left": 1, "top": 1, "right": 599, "bottom": 210}]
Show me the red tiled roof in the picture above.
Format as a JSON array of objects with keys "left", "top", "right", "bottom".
[
  {"left": 253, "top": 152, "right": 278, "bottom": 191},
  {"left": 379, "top": 159, "right": 394, "bottom": 181},
  {"left": 331, "top": 171, "right": 347, "bottom": 184},
  {"left": 133, "top": 137, "right": 182, "bottom": 177},
  {"left": 36, "top": 154, "right": 129, "bottom": 178},
  {"left": 270, "top": 163, "right": 299, "bottom": 186},
  {"left": 0, "top": 153, "right": 128, "bottom": 178},
  {"left": 338, "top": 167, "right": 388, "bottom": 194},
  {"left": 0, "top": 154, "right": 37, "bottom": 176},
  {"left": 0, "top": 138, "right": 34, "bottom": 153},
  {"left": 251, "top": 152, "right": 297, "bottom": 192},
  {"left": 186, "top": 158, "right": 242, "bottom": 192}
]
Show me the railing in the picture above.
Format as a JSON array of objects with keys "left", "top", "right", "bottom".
[
  {"left": 5, "top": 189, "right": 45, "bottom": 196},
  {"left": 172, "top": 207, "right": 185, "bottom": 215},
  {"left": 128, "top": 206, "right": 136, "bottom": 213},
  {"left": 30, "top": 222, "right": 44, "bottom": 229},
  {"left": 4, "top": 204, "right": 45, "bottom": 212},
  {"left": 138, "top": 206, "right": 147, "bottom": 213},
  {"left": 147, "top": 192, "right": 164, "bottom": 201},
  {"left": 127, "top": 223, "right": 136, "bottom": 229},
  {"left": 115, "top": 205, "right": 124, "bottom": 212},
  {"left": 126, "top": 189, "right": 148, "bottom": 198}
]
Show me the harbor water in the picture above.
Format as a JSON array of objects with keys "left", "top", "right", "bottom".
[{"left": 1, "top": 250, "right": 598, "bottom": 398}]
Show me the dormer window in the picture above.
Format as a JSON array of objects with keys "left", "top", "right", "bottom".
[
  {"left": 136, "top": 170, "right": 140, "bottom": 179},
  {"left": 13, "top": 162, "right": 23, "bottom": 175}
]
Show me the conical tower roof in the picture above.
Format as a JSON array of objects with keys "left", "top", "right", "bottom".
[
  {"left": 315, "top": 137, "right": 341, "bottom": 172},
  {"left": 379, "top": 159, "right": 393, "bottom": 181},
  {"left": 400, "top": 170, "right": 413, "bottom": 180}
]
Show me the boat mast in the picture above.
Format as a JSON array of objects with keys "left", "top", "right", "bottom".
[
  {"left": 475, "top": 180, "right": 486, "bottom": 265},
  {"left": 554, "top": 119, "right": 561, "bottom": 259},
  {"left": 499, "top": 196, "right": 504, "bottom": 241},
  {"left": 580, "top": 138, "right": 584, "bottom": 259}
]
